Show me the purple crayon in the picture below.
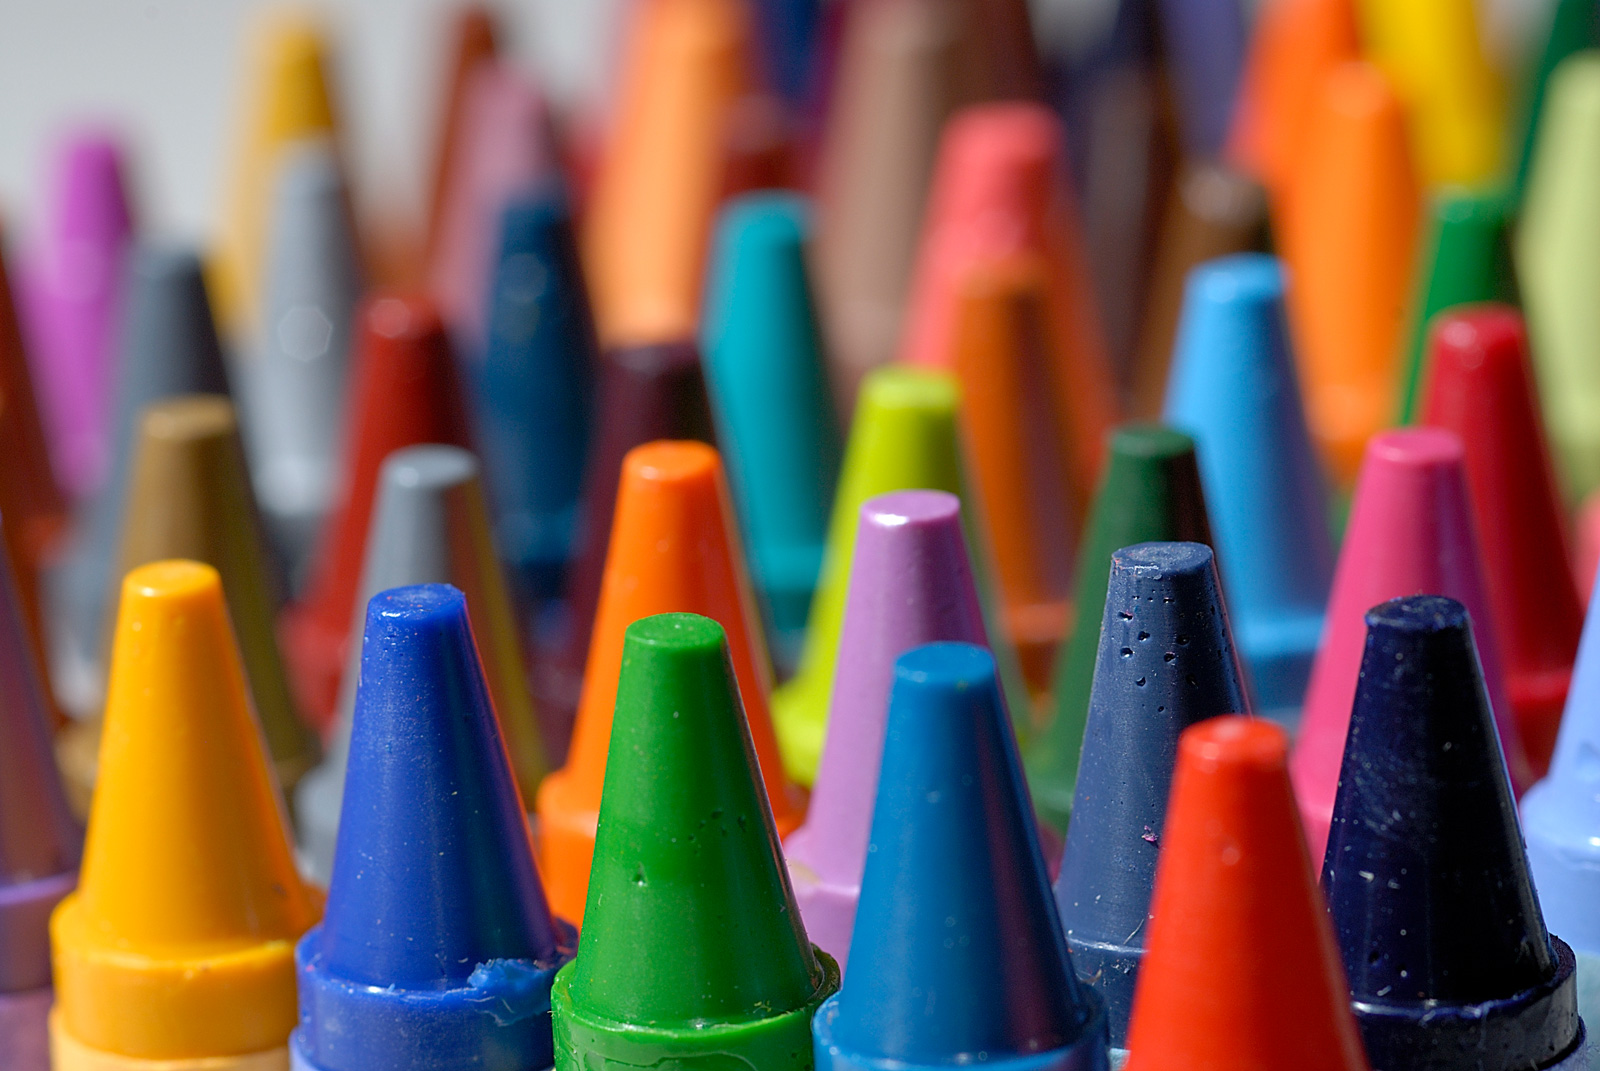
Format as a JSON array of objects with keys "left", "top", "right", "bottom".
[
  {"left": 17, "top": 128, "right": 134, "bottom": 499},
  {"left": 784, "top": 489, "right": 993, "bottom": 972}
]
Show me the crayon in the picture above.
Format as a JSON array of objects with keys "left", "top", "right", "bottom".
[
  {"left": 1278, "top": 61, "right": 1421, "bottom": 486},
  {"left": 702, "top": 193, "right": 842, "bottom": 671},
  {"left": 1419, "top": 306, "right": 1580, "bottom": 776},
  {"left": 1154, "top": 0, "right": 1248, "bottom": 158},
  {"left": 296, "top": 446, "right": 545, "bottom": 885},
  {"left": 237, "top": 138, "right": 364, "bottom": 572},
  {"left": 784, "top": 490, "right": 994, "bottom": 968},
  {"left": 584, "top": 0, "right": 749, "bottom": 345},
  {"left": 422, "top": 5, "right": 499, "bottom": 263},
  {"left": 1054, "top": 542, "right": 1248, "bottom": 1052},
  {"left": 1119, "top": 717, "right": 1370, "bottom": 1071},
  {"left": 1579, "top": 493, "right": 1600, "bottom": 601},
  {"left": 1164, "top": 254, "right": 1335, "bottom": 722},
  {"left": 1322, "top": 595, "right": 1586, "bottom": 1070},
  {"left": 49, "top": 561, "right": 321, "bottom": 1070},
  {"left": 1518, "top": 52, "right": 1600, "bottom": 504},
  {"left": 281, "top": 294, "right": 472, "bottom": 734},
  {"left": 750, "top": 0, "right": 821, "bottom": 106},
  {"left": 1291, "top": 428, "right": 1531, "bottom": 864},
  {"left": 811, "top": 641, "right": 1109, "bottom": 1071},
  {"left": 0, "top": 549, "right": 80, "bottom": 1071},
  {"left": 1512, "top": 0, "right": 1600, "bottom": 197},
  {"left": 535, "top": 339, "right": 716, "bottom": 765},
  {"left": 292, "top": 584, "right": 574, "bottom": 1071},
  {"left": 549, "top": 613, "right": 839, "bottom": 1071},
  {"left": 1029, "top": 426, "right": 1215, "bottom": 831},
  {"left": 210, "top": 13, "right": 338, "bottom": 340},
  {"left": 953, "top": 0, "right": 1043, "bottom": 102},
  {"left": 16, "top": 130, "right": 134, "bottom": 499},
  {"left": 535, "top": 441, "right": 804, "bottom": 924}
]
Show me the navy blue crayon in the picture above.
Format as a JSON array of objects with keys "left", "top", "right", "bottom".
[{"left": 1155, "top": 0, "right": 1248, "bottom": 157}]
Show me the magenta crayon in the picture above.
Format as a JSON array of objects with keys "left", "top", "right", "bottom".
[
  {"left": 16, "top": 128, "right": 135, "bottom": 500},
  {"left": 1291, "top": 427, "right": 1532, "bottom": 863},
  {"left": 784, "top": 489, "right": 993, "bottom": 971}
]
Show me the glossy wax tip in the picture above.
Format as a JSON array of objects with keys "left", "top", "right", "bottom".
[
  {"left": 122, "top": 558, "right": 218, "bottom": 603},
  {"left": 1110, "top": 423, "right": 1198, "bottom": 461},
  {"left": 363, "top": 292, "right": 443, "bottom": 341},
  {"left": 863, "top": 488, "right": 960, "bottom": 528},
  {"left": 1431, "top": 302, "right": 1524, "bottom": 364},
  {"left": 627, "top": 439, "right": 719, "bottom": 483},
  {"left": 1190, "top": 252, "right": 1283, "bottom": 304},
  {"left": 1183, "top": 714, "right": 1288, "bottom": 773},
  {"left": 1370, "top": 425, "right": 1463, "bottom": 467}
]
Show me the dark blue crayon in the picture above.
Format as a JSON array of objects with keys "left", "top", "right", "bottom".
[{"left": 1154, "top": 0, "right": 1248, "bottom": 157}]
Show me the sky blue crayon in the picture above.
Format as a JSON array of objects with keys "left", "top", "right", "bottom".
[
  {"left": 1164, "top": 253, "right": 1335, "bottom": 725},
  {"left": 812, "top": 642, "right": 1109, "bottom": 1071},
  {"left": 291, "top": 584, "right": 575, "bottom": 1071},
  {"left": 477, "top": 185, "right": 598, "bottom": 604},
  {"left": 701, "top": 192, "right": 842, "bottom": 672}
]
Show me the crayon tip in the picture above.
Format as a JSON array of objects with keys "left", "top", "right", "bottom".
[
  {"left": 1155, "top": 0, "right": 1248, "bottom": 158},
  {"left": 702, "top": 192, "right": 842, "bottom": 672},
  {"left": 422, "top": 5, "right": 500, "bottom": 263},
  {"left": 1164, "top": 253, "right": 1334, "bottom": 721},
  {"left": 1323, "top": 595, "right": 1582, "bottom": 1069},
  {"left": 812, "top": 641, "right": 1108, "bottom": 1071},
  {"left": 1420, "top": 306, "right": 1580, "bottom": 776},
  {"left": 1121, "top": 716, "right": 1368, "bottom": 1071},
  {"left": 293, "top": 584, "right": 572, "bottom": 1071},
  {"left": 1292, "top": 427, "right": 1532, "bottom": 861},
  {"left": 50, "top": 560, "right": 319, "bottom": 1064},
  {"left": 785, "top": 490, "right": 992, "bottom": 968},
  {"left": 551, "top": 612, "right": 837, "bottom": 1070},
  {"left": 1055, "top": 541, "right": 1249, "bottom": 1046}
]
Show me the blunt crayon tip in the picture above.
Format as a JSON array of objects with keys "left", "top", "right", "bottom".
[
  {"left": 1324, "top": 594, "right": 1582, "bottom": 1070},
  {"left": 293, "top": 583, "right": 572, "bottom": 1071},
  {"left": 813, "top": 641, "right": 1108, "bottom": 1071}
]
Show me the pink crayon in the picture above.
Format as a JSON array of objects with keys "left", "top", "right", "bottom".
[
  {"left": 17, "top": 129, "right": 134, "bottom": 499},
  {"left": 784, "top": 489, "right": 993, "bottom": 972},
  {"left": 1290, "top": 427, "right": 1533, "bottom": 862}
]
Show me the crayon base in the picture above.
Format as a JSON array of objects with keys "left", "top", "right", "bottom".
[
  {"left": 0, "top": 987, "right": 51, "bottom": 1071},
  {"left": 50, "top": 1010, "right": 290, "bottom": 1071}
]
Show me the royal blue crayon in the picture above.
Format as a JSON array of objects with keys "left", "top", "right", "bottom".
[{"left": 1155, "top": 0, "right": 1248, "bottom": 157}]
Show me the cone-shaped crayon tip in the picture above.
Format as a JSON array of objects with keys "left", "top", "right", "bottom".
[
  {"left": 422, "top": 5, "right": 500, "bottom": 263},
  {"left": 1292, "top": 427, "right": 1531, "bottom": 864},
  {"left": 1324, "top": 595, "right": 1582, "bottom": 1069},
  {"left": 210, "top": 12, "right": 337, "bottom": 338},
  {"left": 1055, "top": 541, "right": 1249, "bottom": 1046},
  {"left": 703, "top": 193, "right": 842, "bottom": 671},
  {"left": 1421, "top": 306, "right": 1580, "bottom": 777},
  {"left": 477, "top": 187, "right": 598, "bottom": 601},
  {"left": 1030, "top": 425, "right": 1215, "bottom": 832},
  {"left": 1519, "top": 52, "right": 1600, "bottom": 505},
  {"left": 551, "top": 613, "right": 838, "bottom": 1069},
  {"left": 50, "top": 561, "right": 320, "bottom": 1065},
  {"left": 112, "top": 396, "right": 319, "bottom": 799},
  {"left": 1164, "top": 253, "right": 1334, "bottom": 720},
  {"left": 584, "top": 0, "right": 750, "bottom": 345},
  {"left": 1280, "top": 61, "right": 1421, "bottom": 486},
  {"left": 0, "top": 548, "right": 79, "bottom": 1071},
  {"left": 296, "top": 445, "right": 545, "bottom": 885},
  {"left": 1156, "top": 0, "right": 1248, "bottom": 157},
  {"left": 1121, "top": 717, "right": 1369, "bottom": 1071},
  {"left": 293, "top": 584, "right": 573, "bottom": 1071},
  {"left": 237, "top": 137, "right": 363, "bottom": 568},
  {"left": 1397, "top": 188, "right": 1519, "bottom": 423},
  {"left": 785, "top": 491, "right": 993, "bottom": 968},
  {"left": 283, "top": 292, "right": 472, "bottom": 733},
  {"left": 536, "top": 441, "right": 802, "bottom": 924},
  {"left": 1512, "top": 0, "right": 1600, "bottom": 197},
  {"left": 813, "top": 641, "right": 1108, "bottom": 1071}
]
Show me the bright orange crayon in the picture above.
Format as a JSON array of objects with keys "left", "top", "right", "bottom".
[
  {"left": 535, "top": 441, "right": 804, "bottom": 925},
  {"left": 49, "top": 561, "right": 320, "bottom": 1070},
  {"left": 583, "top": 0, "right": 750, "bottom": 346},
  {"left": 1279, "top": 62, "right": 1421, "bottom": 486}
]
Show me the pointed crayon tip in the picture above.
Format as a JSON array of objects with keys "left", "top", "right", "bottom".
[
  {"left": 536, "top": 441, "right": 801, "bottom": 925},
  {"left": 1324, "top": 595, "right": 1582, "bottom": 1069},
  {"left": 551, "top": 612, "right": 837, "bottom": 1070},
  {"left": 50, "top": 560, "right": 319, "bottom": 1065},
  {"left": 1055, "top": 541, "right": 1249, "bottom": 1047},
  {"left": 1421, "top": 306, "right": 1580, "bottom": 776},
  {"left": 1156, "top": 0, "right": 1249, "bottom": 158},
  {"left": 422, "top": 5, "right": 501, "bottom": 266},
  {"left": 1121, "top": 716, "right": 1369, "bottom": 1071},
  {"left": 813, "top": 641, "right": 1107, "bottom": 1071},
  {"left": 1164, "top": 253, "right": 1334, "bottom": 720},
  {"left": 293, "top": 583, "right": 572, "bottom": 1071},
  {"left": 1293, "top": 427, "right": 1532, "bottom": 861},
  {"left": 785, "top": 490, "right": 992, "bottom": 968}
]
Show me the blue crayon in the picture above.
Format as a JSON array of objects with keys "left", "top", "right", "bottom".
[
  {"left": 812, "top": 642, "right": 1109, "bottom": 1071},
  {"left": 1323, "top": 595, "right": 1587, "bottom": 1071},
  {"left": 701, "top": 192, "right": 842, "bottom": 672},
  {"left": 751, "top": 0, "right": 821, "bottom": 105},
  {"left": 478, "top": 186, "right": 598, "bottom": 603},
  {"left": 292, "top": 584, "right": 576, "bottom": 1071},
  {"left": 1164, "top": 254, "right": 1334, "bottom": 725},
  {"left": 1154, "top": 0, "right": 1248, "bottom": 157},
  {"left": 1053, "top": 541, "right": 1249, "bottom": 1052}
]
